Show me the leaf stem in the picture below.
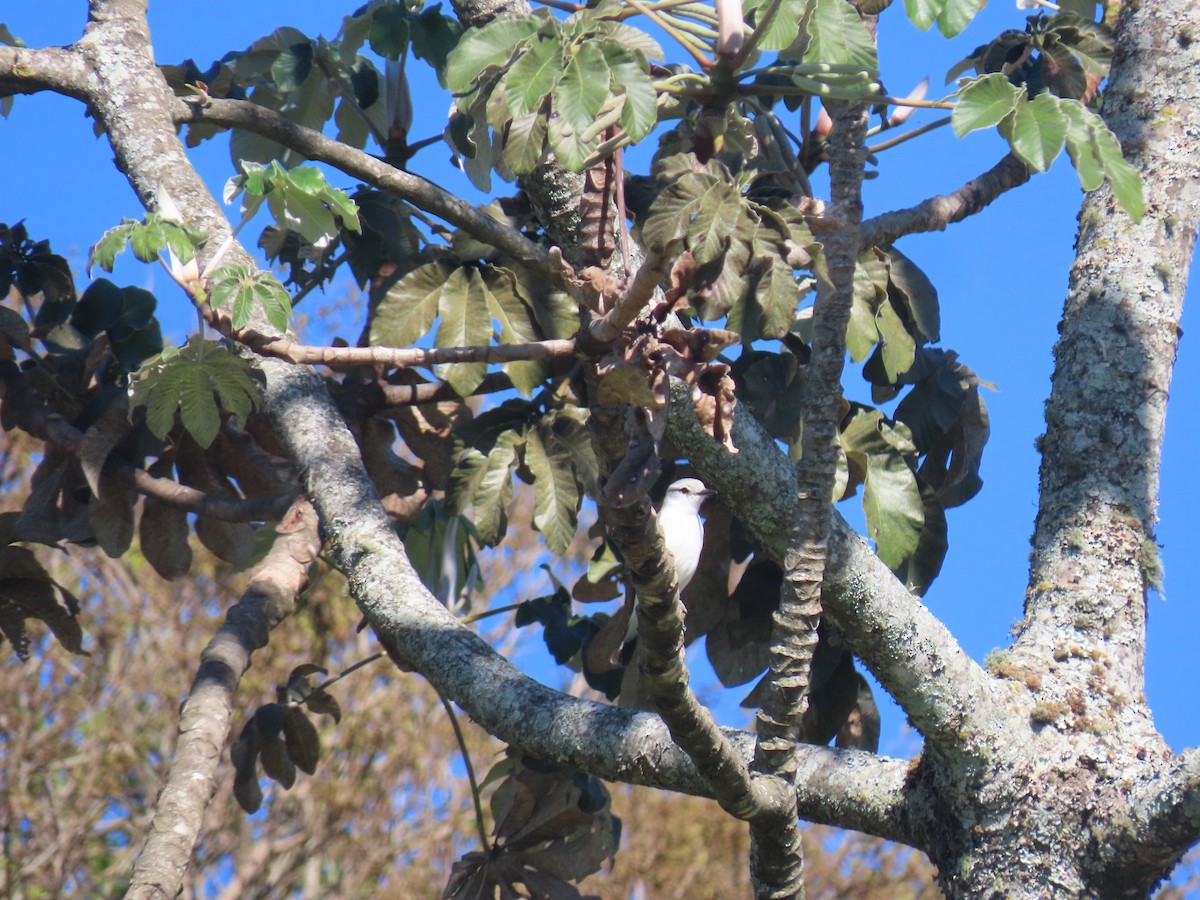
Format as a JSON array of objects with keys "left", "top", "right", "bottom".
[
  {"left": 625, "top": 0, "right": 715, "bottom": 69},
  {"left": 440, "top": 695, "right": 490, "bottom": 851}
]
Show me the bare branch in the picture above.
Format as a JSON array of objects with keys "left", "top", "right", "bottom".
[
  {"left": 666, "top": 378, "right": 1024, "bottom": 767},
  {"left": 175, "top": 96, "right": 575, "bottom": 292},
  {"left": 581, "top": 248, "right": 673, "bottom": 348},
  {"left": 125, "top": 499, "right": 321, "bottom": 900},
  {"left": 859, "top": 153, "right": 1032, "bottom": 249},
  {"left": 206, "top": 304, "right": 578, "bottom": 368}
]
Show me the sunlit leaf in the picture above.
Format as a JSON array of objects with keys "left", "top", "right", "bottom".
[
  {"left": 525, "top": 427, "right": 579, "bottom": 555},
  {"left": 999, "top": 92, "right": 1067, "bottom": 172},
  {"left": 951, "top": 73, "right": 1022, "bottom": 138}
]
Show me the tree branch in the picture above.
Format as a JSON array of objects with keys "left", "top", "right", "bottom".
[
  {"left": 589, "top": 406, "right": 762, "bottom": 821},
  {"left": 749, "top": 100, "right": 871, "bottom": 899},
  {"left": 666, "top": 378, "right": 1024, "bottom": 767},
  {"left": 859, "top": 153, "right": 1031, "bottom": 249},
  {"left": 176, "top": 97, "right": 574, "bottom": 292},
  {"left": 125, "top": 499, "right": 321, "bottom": 900},
  {"left": 207, "top": 305, "right": 578, "bottom": 369},
  {"left": 57, "top": 0, "right": 923, "bottom": 856}
]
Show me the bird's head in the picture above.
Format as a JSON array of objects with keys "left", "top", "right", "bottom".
[{"left": 663, "top": 478, "right": 716, "bottom": 511}]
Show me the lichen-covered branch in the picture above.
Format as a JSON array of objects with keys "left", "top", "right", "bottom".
[
  {"left": 1013, "top": 0, "right": 1200, "bottom": 729},
  {"left": 589, "top": 406, "right": 762, "bottom": 821},
  {"left": 125, "top": 499, "right": 321, "bottom": 900},
  {"left": 667, "top": 378, "right": 1023, "bottom": 765}
]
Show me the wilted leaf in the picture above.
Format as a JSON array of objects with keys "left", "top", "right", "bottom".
[
  {"left": 282, "top": 706, "right": 321, "bottom": 774},
  {"left": 0, "top": 577, "right": 88, "bottom": 660},
  {"left": 140, "top": 496, "right": 194, "bottom": 580}
]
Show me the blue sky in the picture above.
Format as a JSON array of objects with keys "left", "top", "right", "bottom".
[{"left": 3, "top": 0, "right": 1199, "bottom": 769}]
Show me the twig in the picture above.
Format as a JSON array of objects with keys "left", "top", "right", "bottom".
[
  {"left": 440, "top": 696, "right": 491, "bottom": 851},
  {"left": 625, "top": 0, "right": 716, "bottom": 69},
  {"left": 581, "top": 247, "right": 673, "bottom": 347},
  {"left": 865, "top": 115, "right": 951, "bottom": 155}
]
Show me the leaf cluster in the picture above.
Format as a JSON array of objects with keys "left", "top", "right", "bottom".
[
  {"left": 953, "top": 72, "right": 1142, "bottom": 219},
  {"left": 444, "top": 8, "right": 663, "bottom": 177},
  {"left": 231, "top": 663, "right": 343, "bottom": 814},
  {"left": 448, "top": 404, "right": 596, "bottom": 556},
  {"left": 446, "top": 752, "right": 620, "bottom": 899}
]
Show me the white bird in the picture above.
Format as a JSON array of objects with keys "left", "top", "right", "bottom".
[
  {"left": 658, "top": 478, "right": 715, "bottom": 595},
  {"left": 620, "top": 478, "right": 715, "bottom": 657}
]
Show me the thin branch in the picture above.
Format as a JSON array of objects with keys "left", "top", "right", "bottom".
[
  {"left": 749, "top": 99, "right": 871, "bottom": 900},
  {"left": 866, "top": 115, "right": 951, "bottom": 155},
  {"left": 204, "top": 302, "right": 578, "bottom": 368},
  {"left": 440, "top": 696, "right": 491, "bottom": 851},
  {"left": 176, "top": 97, "right": 575, "bottom": 293},
  {"left": 126, "top": 499, "right": 322, "bottom": 900},
  {"left": 860, "top": 153, "right": 1032, "bottom": 249},
  {"left": 587, "top": 406, "right": 763, "bottom": 821},
  {"left": 378, "top": 372, "right": 516, "bottom": 408},
  {"left": 625, "top": 0, "right": 716, "bottom": 69}
]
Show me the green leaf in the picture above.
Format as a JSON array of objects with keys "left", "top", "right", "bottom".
[
  {"left": 89, "top": 214, "right": 206, "bottom": 274},
  {"left": 598, "top": 21, "right": 663, "bottom": 62},
  {"left": 903, "top": 0, "right": 946, "bottom": 31},
  {"left": 482, "top": 267, "right": 545, "bottom": 396},
  {"left": 1101, "top": 152, "right": 1144, "bottom": 223},
  {"left": 409, "top": 8, "right": 464, "bottom": 85},
  {"left": 130, "top": 338, "right": 261, "bottom": 448},
  {"left": 803, "top": 0, "right": 879, "bottom": 74},
  {"left": 503, "top": 112, "right": 549, "bottom": 175},
  {"left": 936, "top": 0, "right": 984, "bottom": 38},
  {"left": 271, "top": 41, "right": 314, "bottom": 93},
  {"left": 502, "top": 32, "right": 564, "bottom": 118},
  {"left": 370, "top": 259, "right": 455, "bottom": 348},
  {"left": 1040, "top": 39, "right": 1088, "bottom": 99},
  {"left": 547, "top": 112, "right": 598, "bottom": 173},
  {"left": 434, "top": 266, "right": 492, "bottom": 396},
  {"left": 744, "top": 0, "right": 806, "bottom": 51},
  {"left": 1061, "top": 101, "right": 1105, "bottom": 190},
  {"left": 642, "top": 170, "right": 719, "bottom": 253},
  {"left": 876, "top": 301, "right": 917, "bottom": 382},
  {"left": 525, "top": 426, "right": 579, "bottom": 555},
  {"left": 445, "top": 16, "right": 539, "bottom": 96},
  {"left": 449, "top": 430, "right": 520, "bottom": 546},
  {"left": 862, "top": 448, "right": 924, "bottom": 569},
  {"left": 368, "top": 4, "right": 410, "bottom": 60},
  {"left": 999, "top": 91, "right": 1067, "bottom": 172},
  {"left": 951, "top": 73, "right": 1022, "bottom": 138},
  {"left": 886, "top": 247, "right": 940, "bottom": 344},
  {"left": 688, "top": 182, "right": 747, "bottom": 266},
  {"left": 207, "top": 264, "right": 292, "bottom": 331},
  {"left": 556, "top": 43, "right": 610, "bottom": 133},
  {"left": 847, "top": 250, "right": 888, "bottom": 362},
  {"left": 604, "top": 48, "right": 657, "bottom": 144}
]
